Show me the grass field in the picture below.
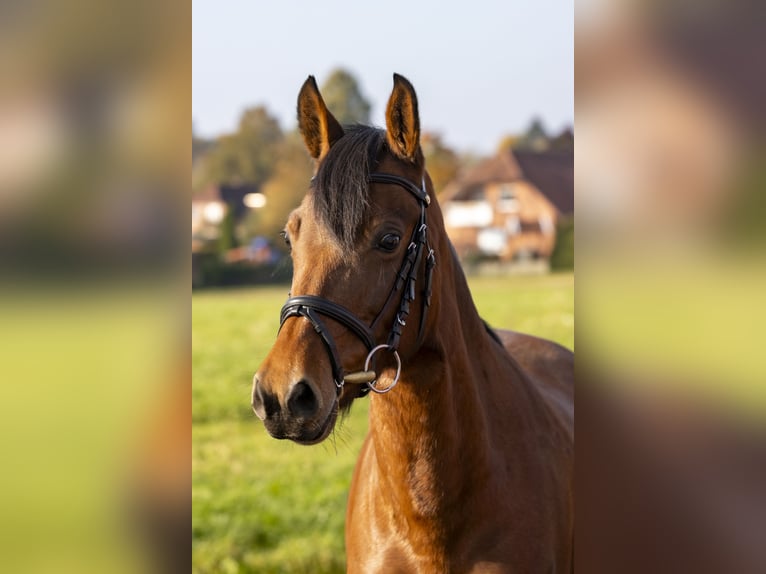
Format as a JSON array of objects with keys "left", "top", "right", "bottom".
[{"left": 192, "top": 272, "right": 573, "bottom": 573}]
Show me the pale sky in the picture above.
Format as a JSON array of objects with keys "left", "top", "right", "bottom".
[{"left": 193, "top": 0, "right": 573, "bottom": 154}]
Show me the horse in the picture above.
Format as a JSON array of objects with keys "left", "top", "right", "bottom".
[{"left": 252, "top": 74, "right": 573, "bottom": 573}]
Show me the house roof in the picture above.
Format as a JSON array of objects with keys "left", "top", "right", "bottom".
[
  {"left": 513, "top": 150, "right": 574, "bottom": 215},
  {"left": 442, "top": 149, "right": 573, "bottom": 215}
]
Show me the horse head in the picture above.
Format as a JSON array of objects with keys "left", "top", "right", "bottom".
[{"left": 252, "top": 74, "right": 442, "bottom": 444}]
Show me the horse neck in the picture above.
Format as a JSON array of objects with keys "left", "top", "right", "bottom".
[{"left": 366, "top": 238, "right": 511, "bottom": 519}]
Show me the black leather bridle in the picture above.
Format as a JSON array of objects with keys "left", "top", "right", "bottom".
[{"left": 279, "top": 172, "right": 436, "bottom": 395}]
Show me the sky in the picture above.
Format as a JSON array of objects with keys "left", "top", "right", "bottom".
[{"left": 192, "top": 0, "right": 573, "bottom": 154}]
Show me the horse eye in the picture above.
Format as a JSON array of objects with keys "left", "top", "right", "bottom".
[
  {"left": 378, "top": 233, "right": 400, "bottom": 252},
  {"left": 280, "top": 230, "right": 291, "bottom": 248}
]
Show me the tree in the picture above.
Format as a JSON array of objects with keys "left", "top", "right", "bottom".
[
  {"left": 192, "top": 120, "right": 215, "bottom": 193},
  {"left": 242, "top": 131, "right": 313, "bottom": 246},
  {"left": 550, "top": 127, "right": 574, "bottom": 152},
  {"left": 497, "top": 133, "right": 522, "bottom": 153},
  {"left": 422, "top": 133, "right": 460, "bottom": 194},
  {"left": 550, "top": 217, "right": 574, "bottom": 271},
  {"left": 217, "top": 208, "right": 238, "bottom": 254},
  {"left": 320, "top": 68, "right": 371, "bottom": 126},
  {"left": 192, "top": 120, "right": 211, "bottom": 161},
  {"left": 202, "top": 106, "right": 284, "bottom": 187},
  {"left": 516, "top": 117, "right": 550, "bottom": 151},
  {"left": 498, "top": 118, "right": 552, "bottom": 152}
]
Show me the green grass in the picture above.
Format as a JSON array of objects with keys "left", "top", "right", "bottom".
[{"left": 192, "top": 272, "right": 573, "bottom": 573}]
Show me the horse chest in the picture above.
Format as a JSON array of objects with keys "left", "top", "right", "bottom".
[
  {"left": 346, "top": 437, "right": 447, "bottom": 572},
  {"left": 346, "top": 437, "right": 565, "bottom": 573},
  {"left": 346, "top": 440, "right": 514, "bottom": 572}
]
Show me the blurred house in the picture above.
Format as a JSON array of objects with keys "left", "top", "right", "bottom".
[
  {"left": 441, "top": 149, "right": 573, "bottom": 262},
  {"left": 222, "top": 237, "right": 279, "bottom": 265},
  {"left": 192, "top": 184, "right": 260, "bottom": 236},
  {"left": 192, "top": 183, "right": 268, "bottom": 286},
  {"left": 192, "top": 186, "right": 225, "bottom": 242}
]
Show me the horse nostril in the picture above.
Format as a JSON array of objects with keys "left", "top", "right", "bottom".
[
  {"left": 252, "top": 376, "right": 268, "bottom": 420},
  {"left": 286, "top": 380, "right": 319, "bottom": 418}
]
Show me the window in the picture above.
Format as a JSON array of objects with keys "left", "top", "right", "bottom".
[
  {"left": 539, "top": 214, "right": 554, "bottom": 234},
  {"left": 497, "top": 184, "right": 520, "bottom": 213},
  {"left": 505, "top": 215, "right": 521, "bottom": 235},
  {"left": 445, "top": 201, "right": 493, "bottom": 228}
]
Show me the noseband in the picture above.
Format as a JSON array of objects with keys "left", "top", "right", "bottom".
[{"left": 279, "top": 172, "right": 435, "bottom": 395}]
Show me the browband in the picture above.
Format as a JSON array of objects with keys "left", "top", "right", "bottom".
[{"left": 368, "top": 172, "right": 430, "bottom": 205}]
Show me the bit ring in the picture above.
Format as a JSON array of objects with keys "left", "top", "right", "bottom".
[{"left": 363, "top": 344, "right": 401, "bottom": 394}]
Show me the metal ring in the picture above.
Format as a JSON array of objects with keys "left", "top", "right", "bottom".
[{"left": 363, "top": 344, "right": 401, "bottom": 394}]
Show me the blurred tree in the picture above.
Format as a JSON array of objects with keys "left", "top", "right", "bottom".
[
  {"left": 515, "top": 117, "right": 550, "bottom": 151},
  {"left": 242, "top": 131, "right": 313, "bottom": 247},
  {"left": 202, "top": 106, "right": 283, "bottom": 187},
  {"left": 217, "top": 209, "right": 238, "bottom": 254},
  {"left": 192, "top": 120, "right": 215, "bottom": 193},
  {"left": 497, "top": 133, "right": 522, "bottom": 152},
  {"left": 422, "top": 132, "right": 460, "bottom": 194},
  {"left": 550, "top": 217, "right": 574, "bottom": 271},
  {"left": 549, "top": 127, "right": 574, "bottom": 151},
  {"left": 320, "top": 68, "right": 371, "bottom": 126},
  {"left": 192, "top": 120, "right": 207, "bottom": 158},
  {"left": 499, "top": 124, "right": 572, "bottom": 153}
]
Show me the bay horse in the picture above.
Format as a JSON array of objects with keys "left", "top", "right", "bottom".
[{"left": 252, "top": 74, "right": 574, "bottom": 573}]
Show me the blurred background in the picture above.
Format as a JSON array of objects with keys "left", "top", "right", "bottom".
[
  {"left": 1, "top": 0, "right": 764, "bottom": 572},
  {"left": 576, "top": 0, "right": 766, "bottom": 572},
  {"left": 0, "top": 0, "right": 189, "bottom": 572}
]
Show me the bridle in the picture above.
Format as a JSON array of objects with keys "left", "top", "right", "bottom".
[{"left": 279, "top": 172, "right": 436, "bottom": 396}]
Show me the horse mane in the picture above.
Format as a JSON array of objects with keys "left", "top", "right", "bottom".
[{"left": 311, "top": 125, "right": 386, "bottom": 252}]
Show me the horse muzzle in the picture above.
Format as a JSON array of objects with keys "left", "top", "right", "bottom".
[{"left": 252, "top": 374, "right": 337, "bottom": 445}]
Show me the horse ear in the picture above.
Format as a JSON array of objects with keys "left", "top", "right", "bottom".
[
  {"left": 297, "top": 76, "right": 344, "bottom": 160},
  {"left": 385, "top": 73, "right": 421, "bottom": 162}
]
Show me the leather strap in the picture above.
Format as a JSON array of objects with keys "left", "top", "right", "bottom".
[
  {"left": 278, "top": 171, "right": 435, "bottom": 396},
  {"left": 368, "top": 173, "right": 430, "bottom": 205},
  {"left": 281, "top": 295, "right": 376, "bottom": 350}
]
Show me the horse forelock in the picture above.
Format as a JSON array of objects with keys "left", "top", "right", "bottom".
[{"left": 311, "top": 125, "right": 386, "bottom": 253}]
